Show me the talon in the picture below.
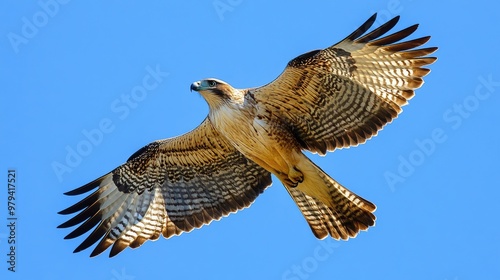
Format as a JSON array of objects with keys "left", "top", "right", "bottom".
[
  {"left": 285, "top": 178, "right": 299, "bottom": 188},
  {"left": 288, "top": 166, "right": 304, "bottom": 185}
]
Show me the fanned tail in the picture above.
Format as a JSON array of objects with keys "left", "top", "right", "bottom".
[{"left": 286, "top": 158, "right": 376, "bottom": 239}]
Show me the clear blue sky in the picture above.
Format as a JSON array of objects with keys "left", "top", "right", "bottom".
[{"left": 1, "top": 1, "right": 499, "bottom": 279}]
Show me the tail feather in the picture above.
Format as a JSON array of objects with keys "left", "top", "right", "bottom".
[{"left": 286, "top": 158, "right": 376, "bottom": 240}]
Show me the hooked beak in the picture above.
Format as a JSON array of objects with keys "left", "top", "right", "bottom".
[{"left": 190, "top": 81, "right": 201, "bottom": 92}]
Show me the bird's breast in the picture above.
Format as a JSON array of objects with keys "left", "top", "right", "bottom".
[
  {"left": 211, "top": 105, "right": 298, "bottom": 175},
  {"left": 211, "top": 106, "right": 274, "bottom": 160}
]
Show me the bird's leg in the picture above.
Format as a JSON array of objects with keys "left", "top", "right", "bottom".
[
  {"left": 271, "top": 142, "right": 304, "bottom": 188},
  {"left": 287, "top": 166, "right": 304, "bottom": 188},
  {"left": 277, "top": 166, "right": 303, "bottom": 188}
]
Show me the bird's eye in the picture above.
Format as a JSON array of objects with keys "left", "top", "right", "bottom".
[{"left": 208, "top": 80, "right": 217, "bottom": 87}]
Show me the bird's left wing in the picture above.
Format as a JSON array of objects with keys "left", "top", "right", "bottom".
[
  {"left": 252, "top": 14, "right": 437, "bottom": 155},
  {"left": 58, "top": 118, "right": 272, "bottom": 257}
]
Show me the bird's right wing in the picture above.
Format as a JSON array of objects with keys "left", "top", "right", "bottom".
[
  {"left": 58, "top": 118, "right": 272, "bottom": 257},
  {"left": 252, "top": 14, "right": 437, "bottom": 155}
]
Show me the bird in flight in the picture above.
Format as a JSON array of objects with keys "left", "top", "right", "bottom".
[{"left": 59, "top": 14, "right": 437, "bottom": 257}]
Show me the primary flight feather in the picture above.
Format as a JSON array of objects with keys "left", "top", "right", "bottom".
[{"left": 59, "top": 14, "right": 437, "bottom": 257}]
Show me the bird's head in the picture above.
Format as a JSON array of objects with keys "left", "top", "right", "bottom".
[{"left": 190, "top": 78, "right": 244, "bottom": 109}]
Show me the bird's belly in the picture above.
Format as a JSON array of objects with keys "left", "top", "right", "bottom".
[{"left": 216, "top": 113, "right": 292, "bottom": 174}]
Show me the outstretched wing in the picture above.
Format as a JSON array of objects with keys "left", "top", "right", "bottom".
[
  {"left": 58, "top": 118, "right": 272, "bottom": 257},
  {"left": 252, "top": 14, "right": 437, "bottom": 155}
]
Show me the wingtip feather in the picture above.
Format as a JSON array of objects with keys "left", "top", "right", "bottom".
[
  {"left": 63, "top": 174, "right": 109, "bottom": 196},
  {"left": 343, "top": 13, "right": 378, "bottom": 42},
  {"left": 356, "top": 15, "right": 400, "bottom": 43},
  {"left": 368, "top": 24, "right": 419, "bottom": 46}
]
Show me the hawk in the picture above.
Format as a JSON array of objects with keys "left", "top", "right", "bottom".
[{"left": 59, "top": 14, "right": 437, "bottom": 257}]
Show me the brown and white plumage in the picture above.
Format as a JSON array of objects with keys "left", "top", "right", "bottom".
[
  {"left": 59, "top": 119, "right": 272, "bottom": 257},
  {"left": 59, "top": 14, "right": 437, "bottom": 257},
  {"left": 253, "top": 15, "right": 436, "bottom": 154}
]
